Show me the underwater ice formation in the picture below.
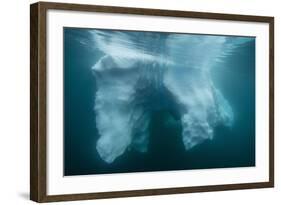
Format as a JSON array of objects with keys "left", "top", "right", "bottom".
[{"left": 89, "top": 30, "right": 249, "bottom": 163}]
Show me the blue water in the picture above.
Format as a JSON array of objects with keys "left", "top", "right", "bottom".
[{"left": 64, "top": 28, "right": 255, "bottom": 176}]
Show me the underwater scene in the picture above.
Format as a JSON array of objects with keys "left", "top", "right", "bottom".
[{"left": 64, "top": 28, "right": 255, "bottom": 176}]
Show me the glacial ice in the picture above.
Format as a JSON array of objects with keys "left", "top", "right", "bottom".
[{"left": 88, "top": 30, "right": 249, "bottom": 163}]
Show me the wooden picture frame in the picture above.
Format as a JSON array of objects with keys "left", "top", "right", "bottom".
[{"left": 30, "top": 1, "right": 274, "bottom": 202}]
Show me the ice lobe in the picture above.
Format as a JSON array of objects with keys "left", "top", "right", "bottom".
[{"left": 90, "top": 31, "right": 243, "bottom": 163}]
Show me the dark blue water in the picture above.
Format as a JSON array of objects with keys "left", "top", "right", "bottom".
[{"left": 64, "top": 28, "right": 255, "bottom": 176}]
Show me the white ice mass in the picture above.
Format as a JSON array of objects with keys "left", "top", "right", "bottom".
[{"left": 88, "top": 30, "right": 249, "bottom": 163}]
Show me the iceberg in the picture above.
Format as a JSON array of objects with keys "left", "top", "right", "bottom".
[{"left": 87, "top": 30, "right": 248, "bottom": 163}]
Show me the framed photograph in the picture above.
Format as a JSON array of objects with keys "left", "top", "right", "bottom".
[{"left": 30, "top": 1, "right": 274, "bottom": 202}]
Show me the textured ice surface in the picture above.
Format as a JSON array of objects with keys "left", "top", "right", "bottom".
[{"left": 87, "top": 30, "right": 249, "bottom": 163}]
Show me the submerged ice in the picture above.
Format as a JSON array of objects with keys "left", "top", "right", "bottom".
[{"left": 87, "top": 30, "right": 249, "bottom": 163}]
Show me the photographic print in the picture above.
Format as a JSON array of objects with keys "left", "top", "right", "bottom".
[
  {"left": 30, "top": 2, "right": 274, "bottom": 202},
  {"left": 64, "top": 28, "right": 256, "bottom": 176}
]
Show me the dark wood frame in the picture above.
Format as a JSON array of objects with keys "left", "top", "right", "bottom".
[{"left": 30, "top": 1, "right": 274, "bottom": 203}]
